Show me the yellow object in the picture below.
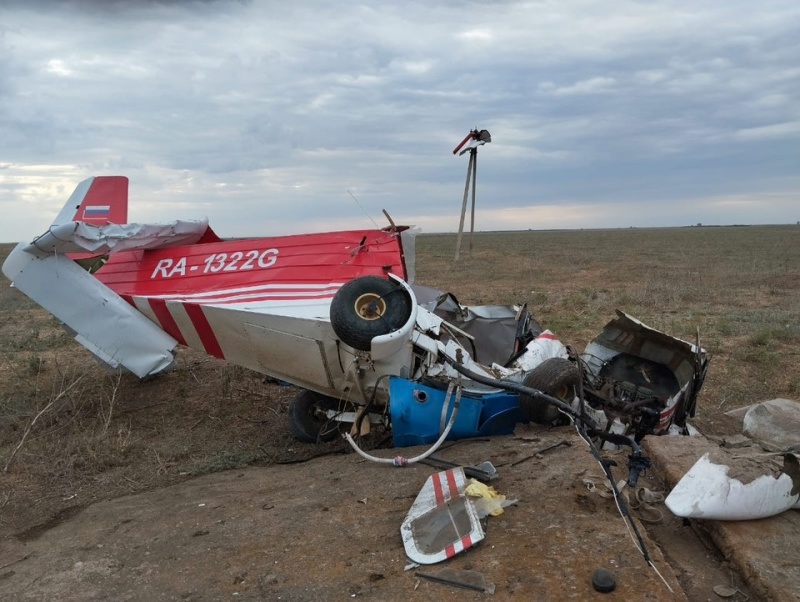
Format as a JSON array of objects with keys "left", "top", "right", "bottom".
[{"left": 465, "top": 479, "right": 507, "bottom": 516}]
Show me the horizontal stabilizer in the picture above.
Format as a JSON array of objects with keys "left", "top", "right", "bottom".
[{"left": 25, "top": 218, "right": 213, "bottom": 258}]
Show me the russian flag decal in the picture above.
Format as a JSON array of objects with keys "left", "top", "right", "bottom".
[{"left": 84, "top": 205, "right": 111, "bottom": 217}]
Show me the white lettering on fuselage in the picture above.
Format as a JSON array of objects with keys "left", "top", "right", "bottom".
[
  {"left": 150, "top": 249, "right": 280, "bottom": 279},
  {"left": 151, "top": 258, "right": 173, "bottom": 279},
  {"left": 168, "top": 257, "right": 187, "bottom": 278}
]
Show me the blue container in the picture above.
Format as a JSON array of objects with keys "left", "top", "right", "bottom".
[{"left": 389, "top": 377, "right": 522, "bottom": 447}]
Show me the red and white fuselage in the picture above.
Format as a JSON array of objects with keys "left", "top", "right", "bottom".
[{"left": 2, "top": 176, "right": 420, "bottom": 402}]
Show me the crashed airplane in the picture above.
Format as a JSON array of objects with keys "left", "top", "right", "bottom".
[
  {"left": 3, "top": 176, "right": 711, "bottom": 454},
  {"left": 4, "top": 175, "right": 725, "bottom": 568}
]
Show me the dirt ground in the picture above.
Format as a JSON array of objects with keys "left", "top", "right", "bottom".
[
  {"left": 0, "top": 347, "right": 757, "bottom": 601},
  {"left": 2, "top": 226, "right": 798, "bottom": 600},
  {"left": 0, "top": 424, "right": 753, "bottom": 601}
]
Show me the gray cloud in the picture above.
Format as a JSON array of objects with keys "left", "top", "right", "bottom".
[{"left": 1, "top": 0, "right": 799, "bottom": 241}]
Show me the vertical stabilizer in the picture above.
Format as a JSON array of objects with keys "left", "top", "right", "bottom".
[
  {"left": 2, "top": 175, "right": 176, "bottom": 379},
  {"left": 52, "top": 176, "right": 129, "bottom": 226}
]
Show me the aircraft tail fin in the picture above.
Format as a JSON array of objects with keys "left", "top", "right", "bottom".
[{"left": 52, "top": 176, "right": 129, "bottom": 226}]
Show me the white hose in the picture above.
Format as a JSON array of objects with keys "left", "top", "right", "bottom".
[{"left": 344, "top": 382, "right": 462, "bottom": 467}]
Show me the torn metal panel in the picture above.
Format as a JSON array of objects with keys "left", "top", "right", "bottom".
[
  {"left": 413, "top": 285, "right": 542, "bottom": 366},
  {"left": 665, "top": 453, "right": 800, "bottom": 520},
  {"left": 25, "top": 219, "right": 213, "bottom": 257},
  {"left": 2, "top": 243, "right": 177, "bottom": 378},
  {"left": 401, "top": 468, "right": 484, "bottom": 564},
  {"left": 580, "top": 311, "right": 710, "bottom": 437},
  {"left": 583, "top": 311, "right": 703, "bottom": 389}
]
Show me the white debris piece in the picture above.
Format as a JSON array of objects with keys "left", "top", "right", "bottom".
[{"left": 665, "top": 453, "right": 800, "bottom": 520}]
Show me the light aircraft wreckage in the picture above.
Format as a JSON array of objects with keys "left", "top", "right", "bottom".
[
  {"left": 2, "top": 176, "right": 710, "bottom": 448},
  {"left": 11, "top": 175, "right": 761, "bottom": 569}
]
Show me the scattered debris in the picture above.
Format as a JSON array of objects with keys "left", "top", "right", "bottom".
[
  {"left": 417, "top": 456, "right": 498, "bottom": 482},
  {"left": 0, "top": 554, "right": 31, "bottom": 572},
  {"left": 592, "top": 567, "right": 616, "bottom": 593},
  {"left": 417, "top": 568, "right": 495, "bottom": 594},
  {"left": 509, "top": 439, "right": 571, "bottom": 466},
  {"left": 3, "top": 174, "right": 720, "bottom": 594},
  {"left": 665, "top": 453, "right": 800, "bottom": 520},
  {"left": 464, "top": 479, "right": 516, "bottom": 517},
  {"left": 724, "top": 398, "right": 800, "bottom": 452},
  {"left": 400, "top": 468, "right": 484, "bottom": 565},
  {"left": 577, "top": 312, "right": 709, "bottom": 440}
]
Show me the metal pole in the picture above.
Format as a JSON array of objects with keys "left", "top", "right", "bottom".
[
  {"left": 469, "top": 149, "right": 477, "bottom": 255},
  {"left": 454, "top": 151, "right": 474, "bottom": 261}
]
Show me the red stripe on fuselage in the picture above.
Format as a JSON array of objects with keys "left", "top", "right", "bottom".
[
  {"left": 148, "top": 299, "right": 187, "bottom": 346},
  {"left": 184, "top": 303, "right": 224, "bottom": 358}
]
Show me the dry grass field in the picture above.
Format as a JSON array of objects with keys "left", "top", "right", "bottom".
[
  {"left": 1, "top": 224, "right": 799, "bottom": 544},
  {"left": 419, "top": 225, "right": 800, "bottom": 437}
]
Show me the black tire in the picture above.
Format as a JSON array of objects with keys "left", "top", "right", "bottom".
[
  {"left": 330, "top": 276, "right": 413, "bottom": 351},
  {"left": 519, "top": 357, "right": 580, "bottom": 425},
  {"left": 288, "top": 389, "right": 341, "bottom": 443}
]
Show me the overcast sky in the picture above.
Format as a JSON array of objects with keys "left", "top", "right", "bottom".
[{"left": 1, "top": 0, "right": 798, "bottom": 241}]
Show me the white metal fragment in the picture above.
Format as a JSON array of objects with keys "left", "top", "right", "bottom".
[
  {"left": 665, "top": 453, "right": 800, "bottom": 520},
  {"left": 400, "top": 468, "right": 484, "bottom": 564}
]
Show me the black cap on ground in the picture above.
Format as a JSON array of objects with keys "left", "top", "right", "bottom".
[{"left": 592, "top": 568, "right": 616, "bottom": 593}]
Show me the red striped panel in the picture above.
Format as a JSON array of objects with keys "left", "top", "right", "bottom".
[
  {"left": 184, "top": 303, "right": 224, "bottom": 358},
  {"left": 432, "top": 471, "right": 445, "bottom": 506},
  {"left": 121, "top": 294, "right": 136, "bottom": 308},
  {"left": 445, "top": 469, "right": 459, "bottom": 499},
  {"left": 148, "top": 299, "right": 187, "bottom": 346},
  {"left": 658, "top": 403, "right": 677, "bottom": 431}
]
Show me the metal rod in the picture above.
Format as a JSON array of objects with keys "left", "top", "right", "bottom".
[
  {"left": 454, "top": 151, "right": 474, "bottom": 261},
  {"left": 469, "top": 148, "right": 477, "bottom": 255}
]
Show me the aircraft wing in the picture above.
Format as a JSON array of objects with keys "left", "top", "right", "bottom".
[{"left": 3, "top": 242, "right": 178, "bottom": 378}]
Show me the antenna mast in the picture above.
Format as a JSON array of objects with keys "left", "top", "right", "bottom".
[{"left": 452, "top": 128, "right": 491, "bottom": 261}]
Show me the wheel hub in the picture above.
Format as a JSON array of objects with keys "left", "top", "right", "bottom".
[{"left": 354, "top": 293, "right": 386, "bottom": 321}]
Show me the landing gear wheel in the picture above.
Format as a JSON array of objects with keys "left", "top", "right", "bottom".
[
  {"left": 288, "top": 389, "right": 341, "bottom": 443},
  {"left": 330, "top": 276, "right": 413, "bottom": 351},
  {"left": 519, "top": 357, "right": 580, "bottom": 425}
]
